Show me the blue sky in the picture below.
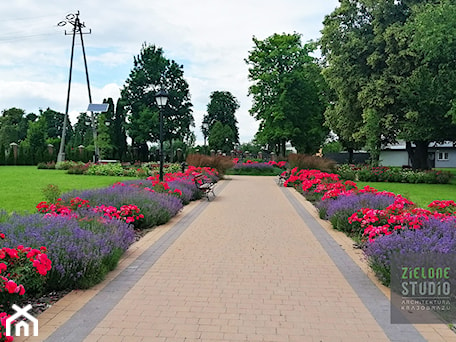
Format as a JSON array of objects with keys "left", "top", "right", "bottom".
[{"left": 0, "top": 0, "right": 339, "bottom": 144}]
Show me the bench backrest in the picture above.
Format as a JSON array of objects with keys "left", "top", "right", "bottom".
[{"left": 193, "top": 173, "right": 205, "bottom": 182}]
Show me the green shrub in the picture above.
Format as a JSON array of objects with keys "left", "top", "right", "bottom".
[
  {"left": 56, "top": 160, "right": 81, "bottom": 170},
  {"left": 337, "top": 165, "right": 453, "bottom": 184},
  {"left": 335, "top": 164, "right": 356, "bottom": 181},
  {"left": 42, "top": 184, "right": 61, "bottom": 203},
  {"left": 86, "top": 163, "right": 125, "bottom": 176},
  {"left": 67, "top": 162, "right": 90, "bottom": 174},
  {"left": 37, "top": 161, "right": 56, "bottom": 169}
]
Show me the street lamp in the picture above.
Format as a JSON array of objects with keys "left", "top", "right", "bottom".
[{"left": 155, "top": 89, "right": 168, "bottom": 181}]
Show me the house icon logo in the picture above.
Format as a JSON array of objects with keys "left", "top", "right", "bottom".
[{"left": 5, "top": 304, "right": 39, "bottom": 337}]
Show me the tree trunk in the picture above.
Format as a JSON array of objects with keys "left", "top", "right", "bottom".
[
  {"left": 280, "top": 139, "right": 286, "bottom": 158},
  {"left": 347, "top": 148, "right": 354, "bottom": 164},
  {"left": 169, "top": 139, "right": 173, "bottom": 162},
  {"left": 413, "top": 140, "right": 430, "bottom": 170},
  {"left": 369, "top": 142, "right": 381, "bottom": 166},
  {"left": 405, "top": 141, "right": 414, "bottom": 168}
]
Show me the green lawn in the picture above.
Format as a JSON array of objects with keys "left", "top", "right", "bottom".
[
  {"left": 0, "top": 166, "right": 137, "bottom": 214},
  {"left": 355, "top": 181, "right": 456, "bottom": 208}
]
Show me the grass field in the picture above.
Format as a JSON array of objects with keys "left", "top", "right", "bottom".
[
  {"left": 1, "top": 165, "right": 455, "bottom": 214},
  {"left": 355, "top": 181, "right": 456, "bottom": 208},
  {"left": 0, "top": 166, "right": 137, "bottom": 214}
]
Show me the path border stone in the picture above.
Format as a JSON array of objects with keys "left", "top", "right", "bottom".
[
  {"left": 282, "top": 186, "right": 427, "bottom": 342},
  {"left": 44, "top": 181, "right": 229, "bottom": 342}
]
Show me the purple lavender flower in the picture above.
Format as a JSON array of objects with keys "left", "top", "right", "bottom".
[
  {"left": 60, "top": 184, "right": 184, "bottom": 229},
  {"left": 167, "top": 178, "right": 199, "bottom": 204},
  {"left": 0, "top": 212, "right": 135, "bottom": 290},
  {"left": 364, "top": 216, "right": 456, "bottom": 285},
  {"left": 316, "top": 192, "right": 396, "bottom": 235}
]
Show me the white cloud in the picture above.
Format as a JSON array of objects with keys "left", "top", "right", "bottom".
[{"left": 0, "top": 0, "right": 339, "bottom": 145}]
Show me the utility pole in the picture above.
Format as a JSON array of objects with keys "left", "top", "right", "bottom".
[{"left": 57, "top": 11, "right": 93, "bottom": 163}]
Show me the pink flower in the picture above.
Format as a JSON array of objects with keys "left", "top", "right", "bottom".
[{"left": 4, "top": 280, "right": 17, "bottom": 294}]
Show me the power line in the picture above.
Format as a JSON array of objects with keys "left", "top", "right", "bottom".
[
  {"left": 0, "top": 32, "right": 56, "bottom": 42},
  {"left": 2, "top": 12, "right": 65, "bottom": 23}
]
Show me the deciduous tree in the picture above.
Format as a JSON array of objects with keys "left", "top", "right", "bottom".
[
  {"left": 246, "top": 33, "right": 328, "bottom": 156},
  {"left": 202, "top": 91, "right": 240, "bottom": 149},
  {"left": 121, "top": 43, "right": 193, "bottom": 161}
]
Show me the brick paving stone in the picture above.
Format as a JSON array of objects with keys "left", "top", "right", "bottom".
[{"left": 36, "top": 176, "right": 455, "bottom": 342}]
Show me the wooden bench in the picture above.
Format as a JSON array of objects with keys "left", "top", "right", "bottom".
[{"left": 193, "top": 173, "right": 216, "bottom": 200}]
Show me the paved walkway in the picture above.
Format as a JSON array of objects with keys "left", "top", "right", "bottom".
[{"left": 17, "top": 176, "right": 455, "bottom": 342}]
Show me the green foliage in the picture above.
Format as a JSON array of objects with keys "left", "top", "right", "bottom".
[
  {"left": 37, "top": 161, "right": 56, "bottom": 170},
  {"left": 23, "top": 120, "right": 47, "bottom": 164},
  {"left": 208, "top": 121, "right": 235, "bottom": 153},
  {"left": 238, "top": 142, "right": 262, "bottom": 155},
  {"left": 246, "top": 33, "right": 328, "bottom": 156},
  {"left": 56, "top": 160, "right": 82, "bottom": 170},
  {"left": 226, "top": 166, "right": 283, "bottom": 176},
  {"left": 71, "top": 112, "right": 93, "bottom": 149},
  {"left": 42, "top": 184, "right": 61, "bottom": 203},
  {"left": 203, "top": 91, "right": 240, "bottom": 147},
  {"left": 85, "top": 163, "right": 129, "bottom": 177},
  {"left": 38, "top": 108, "right": 65, "bottom": 140},
  {"left": 121, "top": 43, "right": 194, "bottom": 161},
  {"left": 337, "top": 165, "right": 453, "bottom": 185},
  {"left": 111, "top": 98, "right": 128, "bottom": 161},
  {"left": 0, "top": 107, "right": 28, "bottom": 147},
  {"left": 320, "top": 0, "right": 456, "bottom": 169}
]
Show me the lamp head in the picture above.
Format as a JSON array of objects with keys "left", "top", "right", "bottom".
[{"left": 155, "top": 89, "right": 169, "bottom": 108}]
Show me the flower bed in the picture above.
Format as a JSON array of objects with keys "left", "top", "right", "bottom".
[
  {"left": 0, "top": 165, "right": 218, "bottom": 340},
  {"left": 227, "top": 159, "right": 286, "bottom": 176},
  {"left": 0, "top": 234, "right": 51, "bottom": 341},
  {"left": 282, "top": 168, "right": 456, "bottom": 286}
]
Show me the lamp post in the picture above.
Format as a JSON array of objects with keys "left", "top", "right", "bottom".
[{"left": 155, "top": 89, "right": 169, "bottom": 181}]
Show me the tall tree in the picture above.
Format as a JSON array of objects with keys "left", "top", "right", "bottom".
[
  {"left": 208, "top": 121, "right": 235, "bottom": 153},
  {"left": 321, "top": 0, "right": 456, "bottom": 168},
  {"left": 111, "top": 98, "right": 128, "bottom": 161},
  {"left": 23, "top": 119, "right": 47, "bottom": 164},
  {"left": 398, "top": 0, "right": 456, "bottom": 168},
  {"left": 0, "top": 108, "right": 28, "bottom": 146},
  {"left": 121, "top": 43, "right": 193, "bottom": 161},
  {"left": 246, "top": 33, "right": 328, "bottom": 156},
  {"left": 38, "top": 108, "right": 65, "bottom": 140},
  {"left": 280, "top": 62, "right": 329, "bottom": 154},
  {"left": 320, "top": 0, "right": 374, "bottom": 161},
  {"left": 71, "top": 112, "right": 93, "bottom": 148},
  {"left": 202, "top": 91, "right": 240, "bottom": 148}
]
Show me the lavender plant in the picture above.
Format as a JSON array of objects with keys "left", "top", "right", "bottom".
[
  {"left": 60, "top": 185, "right": 184, "bottom": 229},
  {"left": 167, "top": 178, "right": 199, "bottom": 204},
  {"left": 316, "top": 192, "right": 396, "bottom": 237},
  {"left": 0, "top": 212, "right": 135, "bottom": 290},
  {"left": 364, "top": 216, "right": 456, "bottom": 286}
]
